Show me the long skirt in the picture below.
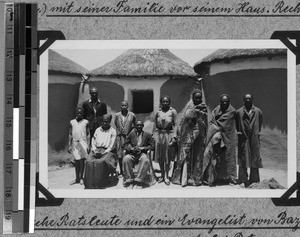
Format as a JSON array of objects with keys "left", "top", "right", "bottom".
[
  {"left": 154, "top": 130, "right": 176, "bottom": 164},
  {"left": 115, "top": 134, "right": 126, "bottom": 159},
  {"left": 84, "top": 152, "right": 117, "bottom": 189}
]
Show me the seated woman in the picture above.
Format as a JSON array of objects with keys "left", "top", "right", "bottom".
[
  {"left": 172, "top": 89, "right": 208, "bottom": 187},
  {"left": 84, "top": 114, "right": 117, "bottom": 189}
]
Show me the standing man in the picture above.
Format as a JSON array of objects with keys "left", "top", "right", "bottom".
[
  {"left": 82, "top": 87, "right": 107, "bottom": 139},
  {"left": 114, "top": 101, "right": 136, "bottom": 176},
  {"left": 122, "top": 120, "right": 154, "bottom": 189},
  {"left": 236, "top": 94, "right": 263, "bottom": 186},
  {"left": 206, "top": 94, "right": 237, "bottom": 185}
]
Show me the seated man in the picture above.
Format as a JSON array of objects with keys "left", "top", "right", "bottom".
[
  {"left": 84, "top": 114, "right": 117, "bottom": 189},
  {"left": 123, "top": 120, "right": 154, "bottom": 189}
]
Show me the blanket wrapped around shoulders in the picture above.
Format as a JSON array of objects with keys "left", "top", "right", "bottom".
[
  {"left": 203, "top": 105, "right": 237, "bottom": 183},
  {"left": 172, "top": 103, "right": 208, "bottom": 186}
]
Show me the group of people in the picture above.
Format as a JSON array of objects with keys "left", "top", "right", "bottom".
[{"left": 68, "top": 87, "right": 263, "bottom": 189}]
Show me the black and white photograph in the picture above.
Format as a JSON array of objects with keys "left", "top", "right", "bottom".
[{"left": 39, "top": 40, "right": 296, "bottom": 198}]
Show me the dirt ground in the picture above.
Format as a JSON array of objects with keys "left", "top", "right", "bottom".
[{"left": 48, "top": 161, "right": 287, "bottom": 190}]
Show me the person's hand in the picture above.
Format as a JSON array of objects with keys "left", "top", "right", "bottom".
[
  {"left": 195, "top": 107, "right": 201, "bottom": 113},
  {"left": 138, "top": 146, "right": 144, "bottom": 151},
  {"left": 103, "top": 149, "right": 109, "bottom": 155},
  {"left": 134, "top": 147, "right": 141, "bottom": 152},
  {"left": 216, "top": 132, "right": 222, "bottom": 140},
  {"left": 67, "top": 146, "right": 72, "bottom": 154},
  {"left": 133, "top": 147, "right": 142, "bottom": 155},
  {"left": 169, "top": 137, "right": 176, "bottom": 145}
]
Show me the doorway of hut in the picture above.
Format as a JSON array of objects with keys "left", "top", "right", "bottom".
[{"left": 130, "top": 90, "right": 154, "bottom": 114}]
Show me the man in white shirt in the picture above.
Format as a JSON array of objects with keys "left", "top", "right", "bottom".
[{"left": 84, "top": 114, "right": 117, "bottom": 189}]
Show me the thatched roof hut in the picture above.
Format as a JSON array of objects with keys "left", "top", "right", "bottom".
[
  {"left": 86, "top": 49, "right": 199, "bottom": 126},
  {"left": 89, "top": 49, "right": 196, "bottom": 78},
  {"left": 49, "top": 50, "right": 88, "bottom": 79},
  {"left": 194, "top": 48, "right": 287, "bottom": 131},
  {"left": 194, "top": 48, "right": 287, "bottom": 73},
  {"left": 48, "top": 50, "right": 89, "bottom": 150}
]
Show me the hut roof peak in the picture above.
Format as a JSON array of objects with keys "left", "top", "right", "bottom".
[
  {"left": 49, "top": 50, "right": 89, "bottom": 75},
  {"left": 89, "top": 49, "right": 197, "bottom": 78}
]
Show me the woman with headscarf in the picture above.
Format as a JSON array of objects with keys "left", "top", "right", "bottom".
[
  {"left": 154, "top": 96, "right": 177, "bottom": 186},
  {"left": 172, "top": 89, "right": 208, "bottom": 187}
]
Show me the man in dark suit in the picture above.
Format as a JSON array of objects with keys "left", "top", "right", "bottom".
[
  {"left": 123, "top": 120, "right": 154, "bottom": 189},
  {"left": 82, "top": 87, "right": 107, "bottom": 138}
]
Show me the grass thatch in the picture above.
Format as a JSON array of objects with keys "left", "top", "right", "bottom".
[
  {"left": 194, "top": 48, "right": 287, "bottom": 73},
  {"left": 49, "top": 49, "right": 89, "bottom": 75},
  {"left": 89, "top": 49, "right": 197, "bottom": 78}
]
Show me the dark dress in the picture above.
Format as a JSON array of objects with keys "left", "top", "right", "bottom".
[
  {"left": 114, "top": 111, "right": 136, "bottom": 159},
  {"left": 84, "top": 152, "right": 117, "bottom": 189}
]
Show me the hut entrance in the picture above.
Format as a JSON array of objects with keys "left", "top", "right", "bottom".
[{"left": 131, "top": 90, "right": 153, "bottom": 114}]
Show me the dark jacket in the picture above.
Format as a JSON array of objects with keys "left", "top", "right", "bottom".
[
  {"left": 236, "top": 105, "right": 263, "bottom": 168},
  {"left": 123, "top": 130, "right": 153, "bottom": 154},
  {"left": 82, "top": 99, "right": 107, "bottom": 131}
]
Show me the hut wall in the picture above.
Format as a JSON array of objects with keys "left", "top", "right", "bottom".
[
  {"left": 85, "top": 80, "right": 124, "bottom": 113},
  {"left": 78, "top": 82, "right": 91, "bottom": 107},
  {"left": 202, "top": 68, "right": 287, "bottom": 132},
  {"left": 90, "top": 76, "right": 169, "bottom": 116},
  {"left": 48, "top": 72, "right": 82, "bottom": 84},
  {"left": 160, "top": 77, "right": 198, "bottom": 114},
  {"left": 210, "top": 57, "right": 287, "bottom": 76},
  {"left": 48, "top": 74, "right": 81, "bottom": 150}
]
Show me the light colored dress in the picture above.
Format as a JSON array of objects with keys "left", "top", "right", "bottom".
[
  {"left": 154, "top": 107, "right": 177, "bottom": 164},
  {"left": 70, "top": 119, "right": 89, "bottom": 160}
]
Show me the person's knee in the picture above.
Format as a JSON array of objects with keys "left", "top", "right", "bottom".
[
  {"left": 140, "top": 154, "right": 149, "bottom": 164},
  {"left": 123, "top": 155, "right": 132, "bottom": 164}
]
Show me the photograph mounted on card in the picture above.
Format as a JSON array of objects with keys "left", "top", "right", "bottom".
[{"left": 39, "top": 40, "right": 296, "bottom": 198}]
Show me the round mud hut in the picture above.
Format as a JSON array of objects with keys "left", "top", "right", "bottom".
[
  {"left": 87, "top": 49, "right": 198, "bottom": 128},
  {"left": 48, "top": 49, "right": 89, "bottom": 150},
  {"left": 194, "top": 49, "right": 287, "bottom": 132}
]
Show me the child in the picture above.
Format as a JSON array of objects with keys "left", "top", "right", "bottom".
[{"left": 68, "top": 108, "right": 90, "bottom": 185}]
